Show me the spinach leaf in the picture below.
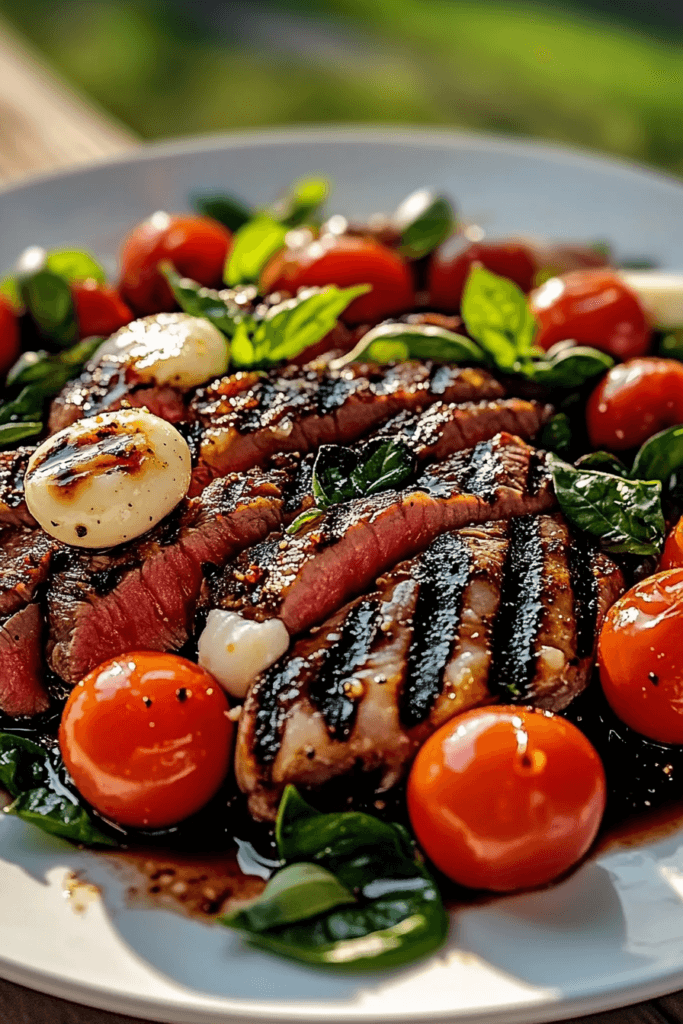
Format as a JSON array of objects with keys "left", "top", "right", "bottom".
[
  {"left": 221, "top": 787, "right": 447, "bottom": 971},
  {"left": 312, "top": 437, "right": 416, "bottom": 509},
  {"left": 192, "top": 192, "right": 253, "bottom": 232},
  {"left": 19, "top": 269, "right": 77, "bottom": 347},
  {"left": 272, "top": 177, "right": 329, "bottom": 229},
  {"left": 630, "top": 426, "right": 683, "bottom": 484},
  {"left": 575, "top": 451, "right": 628, "bottom": 477},
  {"left": 332, "top": 321, "right": 485, "bottom": 369},
  {"left": 549, "top": 456, "right": 665, "bottom": 556},
  {"left": 460, "top": 265, "right": 537, "bottom": 372},
  {"left": 225, "top": 862, "right": 355, "bottom": 933},
  {"left": 531, "top": 346, "right": 613, "bottom": 389},
  {"left": 539, "top": 413, "right": 572, "bottom": 457},
  {"left": 225, "top": 215, "right": 289, "bottom": 287},
  {"left": 0, "top": 733, "right": 115, "bottom": 846},
  {"left": 393, "top": 189, "right": 455, "bottom": 261},
  {"left": 161, "top": 262, "right": 246, "bottom": 337}
]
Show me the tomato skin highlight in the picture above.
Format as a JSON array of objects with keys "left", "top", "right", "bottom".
[
  {"left": 59, "top": 652, "right": 233, "bottom": 828},
  {"left": 260, "top": 234, "right": 414, "bottom": 324},
  {"left": 407, "top": 706, "right": 606, "bottom": 892},
  {"left": 71, "top": 279, "right": 133, "bottom": 339},
  {"left": 599, "top": 570, "right": 683, "bottom": 745},
  {"left": 0, "top": 293, "right": 21, "bottom": 376},
  {"left": 661, "top": 517, "right": 683, "bottom": 570},
  {"left": 586, "top": 357, "right": 683, "bottom": 451},
  {"left": 529, "top": 269, "right": 651, "bottom": 358},
  {"left": 428, "top": 240, "right": 537, "bottom": 311},
  {"left": 119, "top": 213, "right": 232, "bottom": 316}
]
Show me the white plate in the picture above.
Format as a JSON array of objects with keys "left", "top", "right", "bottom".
[{"left": 2, "top": 128, "right": 683, "bottom": 1024}]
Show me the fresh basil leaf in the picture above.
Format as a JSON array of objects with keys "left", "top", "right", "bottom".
[
  {"left": 45, "top": 249, "right": 107, "bottom": 286},
  {"left": 0, "top": 733, "right": 115, "bottom": 846},
  {"left": 161, "top": 262, "right": 248, "bottom": 337},
  {"left": 19, "top": 269, "right": 77, "bottom": 347},
  {"left": 225, "top": 215, "right": 288, "bottom": 287},
  {"left": 549, "top": 456, "right": 665, "bottom": 556},
  {"left": 0, "top": 276, "right": 22, "bottom": 312},
  {"left": 575, "top": 451, "right": 628, "bottom": 477},
  {"left": 7, "top": 337, "right": 102, "bottom": 388},
  {"left": 631, "top": 426, "right": 683, "bottom": 484},
  {"left": 224, "top": 863, "right": 355, "bottom": 934},
  {"left": 192, "top": 192, "right": 253, "bottom": 232},
  {"left": 312, "top": 438, "right": 416, "bottom": 509},
  {"left": 0, "top": 422, "right": 41, "bottom": 446},
  {"left": 659, "top": 329, "right": 683, "bottom": 362},
  {"left": 461, "top": 265, "right": 537, "bottom": 371},
  {"left": 539, "top": 413, "right": 572, "bottom": 457},
  {"left": 234, "top": 285, "right": 370, "bottom": 370},
  {"left": 271, "top": 177, "right": 329, "bottom": 228},
  {"left": 531, "top": 346, "right": 613, "bottom": 389},
  {"left": 332, "top": 321, "right": 485, "bottom": 369},
  {"left": 285, "top": 507, "right": 324, "bottom": 535},
  {"left": 393, "top": 190, "right": 455, "bottom": 260}
]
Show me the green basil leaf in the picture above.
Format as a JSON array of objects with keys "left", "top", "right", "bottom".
[
  {"left": 549, "top": 456, "right": 665, "bottom": 556},
  {"left": 659, "top": 329, "right": 683, "bottom": 361},
  {"left": 332, "top": 321, "right": 485, "bottom": 369},
  {"left": 0, "top": 276, "right": 22, "bottom": 312},
  {"left": 312, "top": 438, "right": 415, "bottom": 509},
  {"left": 539, "top": 413, "right": 572, "bottom": 457},
  {"left": 0, "top": 734, "right": 49, "bottom": 797},
  {"left": 223, "top": 863, "right": 355, "bottom": 934},
  {"left": 19, "top": 269, "right": 78, "bottom": 347},
  {"left": 393, "top": 190, "right": 455, "bottom": 261},
  {"left": 530, "top": 346, "right": 613, "bottom": 389},
  {"left": 225, "top": 215, "right": 288, "bottom": 287},
  {"left": 0, "top": 422, "right": 42, "bottom": 446},
  {"left": 461, "top": 265, "right": 537, "bottom": 371},
  {"left": 285, "top": 507, "right": 324, "bottom": 535},
  {"left": 45, "top": 249, "right": 107, "bottom": 286},
  {"left": 161, "top": 262, "right": 248, "bottom": 338},
  {"left": 271, "top": 177, "right": 329, "bottom": 228},
  {"left": 631, "top": 426, "right": 683, "bottom": 484},
  {"left": 575, "top": 451, "right": 628, "bottom": 477},
  {"left": 8, "top": 337, "right": 102, "bottom": 388},
  {"left": 192, "top": 192, "right": 253, "bottom": 232}
]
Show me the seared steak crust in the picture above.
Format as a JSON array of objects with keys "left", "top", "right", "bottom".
[{"left": 0, "top": 448, "right": 35, "bottom": 528}]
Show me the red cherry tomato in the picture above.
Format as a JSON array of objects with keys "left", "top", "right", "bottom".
[
  {"left": 260, "top": 235, "right": 414, "bottom": 325},
  {"left": 407, "top": 706, "right": 606, "bottom": 892},
  {"left": 599, "top": 570, "right": 683, "bottom": 745},
  {"left": 661, "top": 517, "right": 683, "bottom": 570},
  {"left": 529, "top": 269, "right": 651, "bottom": 358},
  {"left": 428, "top": 240, "right": 537, "bottom": 311},
  {"left": 0, "top": 293, "right": 21, "bottom": 377},
  {"left": 586, "top": 357, "right": 683, "bottom": 451},
  {"left": 59, "top": 652, "right": 233, "bottom": 828},
  {"left": 71, "top": 279, "right": 133, "bottom": 339},
  {"left": 119, "top": 213, "right": 232, "bottom": 316}
]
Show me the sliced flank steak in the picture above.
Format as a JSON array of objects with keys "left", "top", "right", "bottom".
[
  {"left": 236, "top": 516, "right": 624, "bottom": 820},
  {"left": 0, "top": 447, "right": 35, "bottom": 528}
]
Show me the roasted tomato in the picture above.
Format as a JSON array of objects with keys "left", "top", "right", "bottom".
[
  {"left": 586, "top": 357, "right": 683, "bottom": 451},
  {"left": 71, "top": 279, "right": 133, "bottom": 339},
  {"left": 119, "top": 213, "right": 232, "bottom": 316},
  {"left": 260, "top": 234, "right": 414, "bottom": 324},
  {"left": 407, "top": 706, "right": 606, "bottom": 892},
  {"left": 661, "top": 517, "right": 683, "bottom": 570},
  {"left": 59, "top": 652, "right": 233, "bottom": 828},
  {"left": 599, "top": 570, "right": 683, "bottom": 745},
  {"left": 428, "top": 240, "right": 537, "bottom": 311},
  {"left": 529, "top": 269, "right": 651, "bottom": 358},
  {"left": 0, "top": 293, "right": 21, "bottom": 376}
]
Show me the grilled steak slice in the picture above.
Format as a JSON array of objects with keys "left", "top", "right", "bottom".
[
  {"left": 214, "top": 432, "right": 555, "bottom": 637},
  {"left": 45, "top": 461, "right": 304, "bottom": 685},
  {"left": 236, "top": 516, "right": 624, "bottom": 820},
  {"left": 0, "top": 527, "right": 54, "bottom": 619},
  {"left": 0, "top": 603, "right": 49, "bottom": 715},
  {"left": 0, "top": 448, "right": 35, "bottom": 528},
  {"left": 190, "top": 361, "right": 505, "bottom": 476}
]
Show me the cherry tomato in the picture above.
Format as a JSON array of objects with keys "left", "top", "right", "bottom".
[
  {"left": 586, "top": 357, "right": 683, "bottom": 451},
  {"left": 119, "top": 213, "right": 232, "bottom": 316},
  {"left": 529, "top": 269, "right": 651, "bottom": 358},
  {"left": 71, "top": 279, "right": 133, "bottom": 339},
  {"left": 59, "top": 652, "right": 233, "bottom": 828},
  {"left": 0, "top": 293, "right": 21, "bottom": 377},
  {"left": 407, "top": 706, "right": 606, "bottom": 892},
  {"left": 661, "top": 516, "right": 683, "bottom": 570},
  {"left": 599, "top": 570, "right": 683, "bottom": 745},
  {"left": 260, "top": 235, "right": 414, "bottom": 324},
  {"left": 428, "top": 240, "right": 537, "bottom": 311}
]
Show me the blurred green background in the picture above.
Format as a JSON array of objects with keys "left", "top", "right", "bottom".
[{"left": 3, "top": 0, "right": 683, "bottom": 175}]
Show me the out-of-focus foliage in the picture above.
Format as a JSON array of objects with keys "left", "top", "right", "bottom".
[{"left": 3, "top": 0, "right": 683, "bottom": 175}]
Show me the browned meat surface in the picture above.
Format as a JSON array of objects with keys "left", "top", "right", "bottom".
[
  {"left": 213, "top": 432, "right": 554, "bottom": 637},
  {"left": 236, "top": 515, "right": 624, "bottom": 820},
  {"left": 45, "top": 461, "right": 305, "bottom": 684},
  {"left": 190, "top": 361, "right": 504, "bottom": 476},
  {"left": 0, "top": 603, "right": 49, "bottom": 715},
  {"left": 0, "top": 448, "right": 35, "bottom": 528},
  {"left": 0, "top": 527, "right": 54, "bottom": 619}
]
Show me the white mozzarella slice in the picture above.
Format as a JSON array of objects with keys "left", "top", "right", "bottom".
[{"left": 198, "top": 610, "right": 290, "bottom": 699}]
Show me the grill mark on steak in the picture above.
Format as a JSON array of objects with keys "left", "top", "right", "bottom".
[
  {"left": 568, "top": 535, "right": 600, "bottom": 659},
  {"left": 0, "top": 447, "right": 35, "bottom": 528},
  {"left": 400, "top": 532, "right": 471, "bottom": 728}
]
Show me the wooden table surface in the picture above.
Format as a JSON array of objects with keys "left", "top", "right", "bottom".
[{"left": 1, "top": 14, "right": 683, "bottom": 1024}]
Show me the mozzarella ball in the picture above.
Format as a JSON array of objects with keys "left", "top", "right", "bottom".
[
  {"left": 96, "top": 312, "right": 229, "bottom": 389},
  {"left": 25, "top": 409, "right": 191, "bottom": 548},
  {"left": 198, "top": 610, "right": 290, "bottom": 699}
]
